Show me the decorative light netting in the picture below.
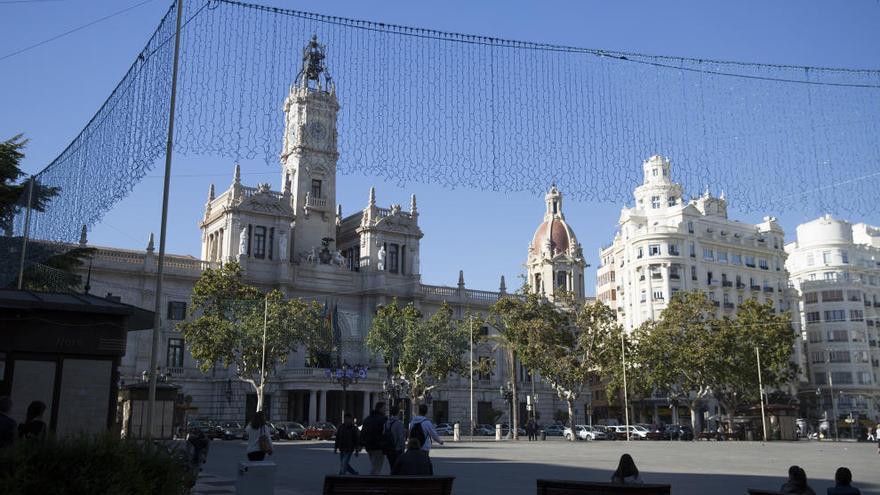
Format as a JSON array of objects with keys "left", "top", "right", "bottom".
[{"left": 14, "top": 0, "right": 880, "bottom": 246}]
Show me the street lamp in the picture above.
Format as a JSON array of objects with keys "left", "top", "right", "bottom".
[
  {"left": 325, "top": 363, "right": 367, "bottom": 421},
  {"left": 383, "top": 374, "right": 411, "bottom": 417},
  {"left": 499, "top": 382, "right": 514, "bottom": 438}
]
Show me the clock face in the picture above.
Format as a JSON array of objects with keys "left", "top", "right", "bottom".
[{"left": 307, "top": 121, "right": 327, "bottom": 144}]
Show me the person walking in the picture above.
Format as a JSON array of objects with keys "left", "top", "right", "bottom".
[
  {"left": 827, "top": 467, "right": 861, "bottom": 495},
  {"left": 391, "top": 438, "right": 433, "bottom": 475},
  {"left": 334, "top": 413, "right": 360, "bottom": 475},
  {"left": 610, "top": 453, "right": 643, "bottom": 484},
  {"left": 0, "top": 397, "right": 15, "bottom": 448},
  {"left": 18, "top": 401, "right": 47, "bottom": 440},
  {"left": 383, "top": 405, "right": 405, "bottom": 471},
  {"left": 360, "top": 401, "right": 388, "bottom": 475},
  {"left": 526, "top": 419, "right": 536, "bottom": 441},
  {"left": 780, "top": 465, "right": 816, "bottom": 495},
  {"left": 245, "top": 411, "right": 273, "bottom": 461},
  {"left": 408, "top": 404, "right": 443, "bottom": 456}
]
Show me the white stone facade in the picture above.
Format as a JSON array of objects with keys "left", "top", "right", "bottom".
[
  {"left": 785, "top": 215, "right": 880, "bottom": 422},
  {"left": 74, "top": 38, "right": 575, "bottom": 429},
  {"left": 597, "top": 155, "right": 792, "bottom": 331}
]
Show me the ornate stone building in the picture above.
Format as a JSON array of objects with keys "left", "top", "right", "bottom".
[
  {"left": 75, "top": 38, "right": 576, "bottom": 428},
  {"left": 785, "top": 215, "right": 880, "bottom": 424},
  {"left": 526, "top": 186, "right": 587, "bottom": 300}
]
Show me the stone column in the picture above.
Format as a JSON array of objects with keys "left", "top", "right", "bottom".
[
  {"left": 318, "top": 390, "right": 327, "bottom": 423},
  {"left": 363, "top": 391, "right": 371, "bottom": 417},
  {"left": 308, "top": 389, "right": 317, "bottom": 424},
  {"left": 661, "top": 264, "right": 670, "bottom": 301}
]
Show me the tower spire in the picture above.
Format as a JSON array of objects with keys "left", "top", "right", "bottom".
[
  {"left": 208, "top": 183, "right": 215, "bottom": 201},
  {"left": 296, "top": 35, "right": 334, "bottom": 92},
  {"left": 233, "top": 163, "right": 241, "bottom": 185},
  {"left": 368, "top": 186, "right": 376, "bottom": 207}
]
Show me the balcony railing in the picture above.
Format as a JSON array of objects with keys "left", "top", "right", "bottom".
[
  {"left": 651, "top": 273, "right": 663, "bottom": 280},
  {"left": 669, "top": 274, "right": 680, "bottom": 280},
  {"left": 763, "top": 287, "right": 775, "bottom": 293},
  {"left": 722, "top": 281, "right": 733, "bottom": 287},
  {"left": 750, "top": 285, "right": 761, "bottom": 291},
  {"left": 736, "top": 283, "right": 746, "bottom": 289},
  {"left": 724, "top": 302, "right": 735, "bottom": 309}
]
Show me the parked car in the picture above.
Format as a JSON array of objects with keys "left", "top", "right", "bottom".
[
  {"left": 607, "top": 425, "right": 648, "bottom": 440},
  {"left": 302, "top": 422, "right": 336, "bottom": 440},
  {"left": 564, "top": 425, "right": 608, "bottom": 441},
  {"left": 592, "top": 425, "right": 615, "bottom": 440},
  {"left": 275, "top": 421, "right": 306, "bottom": 440},
  {"left": 435, "top": 423, "right": 454, "bottom": 436},
  {"left": 474, "top": 424, "right": 495, "bottom": 436},
  {"left": 218, "top": 422, "right": 246, "bottom": 440},
  {"left": 542, "top": 424, "right": 565, "bottom": 437}
]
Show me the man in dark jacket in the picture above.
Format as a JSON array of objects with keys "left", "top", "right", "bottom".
[
  {"left": 392, "top": 438, "right": 434, "bottom": 475},
  {"left": 384, "top": 406, "right": 406, "bottom": 470},
  {"left": 360, "top": 402, "right": 387, "bottom": 475},
  {"left": 333, "top": 414, "right": 360, "bottom": 475}
]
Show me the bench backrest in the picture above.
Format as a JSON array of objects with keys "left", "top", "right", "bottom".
[
  {"left": 537, "top": 479, "right": 671, "bottom": 495},
  {"left": 323, "top": 475, "right": 455, "bottom": 495},
  {"left": 746, "top": 490, "right": 785, "bottom": 495}
]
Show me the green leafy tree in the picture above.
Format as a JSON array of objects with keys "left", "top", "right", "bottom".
[
  {"left": 179, "top": 262, "right": 329, "bottom": 411},
  {"left": 712, "top": 299, "right": 798, "bottom": 428},
  {"left": 488, "top": 295, "right": 535, "bottom": 440},
  {"left": 1, "top": 134, "right": 92, "bottom": 291},
  {"left": 635, "top": 291, "right": 719, "bottom": 433},
  {"left": 366, "top": 300, "right": 469, "bottom": 416},
  {"left": 509, "top": 292, "right": 621, "bottom": 440}
]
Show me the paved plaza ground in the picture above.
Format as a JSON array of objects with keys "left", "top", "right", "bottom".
[{"left": 193, "top": 438, "right": 879, "bottom": 495}]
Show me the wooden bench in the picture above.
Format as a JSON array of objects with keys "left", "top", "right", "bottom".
[
  {"left": 323, "top": 475, "right": 455, "bottom": 495},
  {"left": 537, "top": 479, "right": 671, "bottom": 495},
  {"left": 745, "top": 490, "right": 785, "bottom": 495}
]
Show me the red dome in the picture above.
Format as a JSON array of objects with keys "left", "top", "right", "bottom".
[{"left": 531, "top": 218, "right": 575, "bottom": 255}]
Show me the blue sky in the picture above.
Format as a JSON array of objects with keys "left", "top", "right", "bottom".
[{"left": 2, "top": 0, "right": 879, "bottom": 293}]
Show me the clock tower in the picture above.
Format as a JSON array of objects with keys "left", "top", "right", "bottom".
[{"left": 281, "top": 35, "right": 340, "bottom": 259}]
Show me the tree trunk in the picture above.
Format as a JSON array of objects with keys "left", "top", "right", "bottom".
[
  {"left": 509, "top": 348, "right": 519, "bottom": 440},
  {"left": 256, "top": 382, "right": 264, "bottom": 412},
  {"left": 567, "top": 399, "right": 576, "bottom": 441},
  {"left": 688, "top": 402, "right": 699, "bottom": 437}
]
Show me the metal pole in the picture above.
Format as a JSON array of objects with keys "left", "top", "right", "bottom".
[
  {"left": 260, "top": 294, "right": 268, "bottom": 411},
  {"left": 145, "top": 0, "right": 184, "bottom": 440},
  {"left": 756, "top": 346, "right": 768, "bottom": 442},
  {"left": 621, "top": 332, "right": 630, "bottom": 442},
  {"left": 829, "top": 370, "right": 838, "bottom": 441},
  {"left": 16, "top": 177, "right": 35, "bottom": 290},
  {"left": 469, "top": 317, "right": 474, "bottom": 440}
]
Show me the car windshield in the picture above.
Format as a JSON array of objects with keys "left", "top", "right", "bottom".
[{"left": 224, "top": 423, "right": 241, "bottom": 428}]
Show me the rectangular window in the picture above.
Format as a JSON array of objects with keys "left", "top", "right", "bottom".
[
  {"left": 637, "top": 247, "right": 643, "bottom": 259},
  {"left": 478, "top": 357, "right": 491, "bottom": 381},
  {"left": 858, "top": 372, "right": 872, "bottom": 385},
  {"left": 268, "top": 227, "right": 274, "bottom": 260},
  {"left": 667, "top": 196, "right": 677, "bottom": 207},
  {"left": 387, "top": 243, "right": 399, "bottom": 273},
  {"left": 653, "top": 290, "right": 664, "bottom": 301},
  {"left": 829, "top": 350, "right": 850, "bottom": 363},
  {"left": 717, "top": 251, "right": 728, "bottom": 264},
  {"left": 811, "top": 351, "right": 825, "bottom": 363},
  {"left": 689, "top": 243, "right": 696, "bottom": 258},
  {"left": 854, "top": 351, "right": 869, "bottom": 363},
  {"left": 731, "top": 253, "right": 742, "bottom": 265},
  {"left": 824, "top": 272, "right": 835, "bottom": 281},
  {"left": 841, "top": 251, "right": 849, "bottom": 264},
  {"left": 556, "top": 270, "right": 567, "bottom": 289},
  {"left": 253, "top": 226, "right": 266, "bottom": 258},
  {"left": 167, "top": 301, "right": 187, "bottom": 320},
  {"left": 758, "top": 259, "right": 769, "bottom": 270},
  {"left": 806, "top": 253, "right": 814, "bottom": 266},
  {"left": 850, "top": 310, "right": 864, "bottom": 321},
  {"left": 745, "top": 256, "right": 756, "bottom": 267},
  {"left": 847, "top": 290, "right": 861, "bottom": 302},
  {"left": 167, "top": 338, "right": 184, "bottom": 368},
  {"left": 651, "top": 196, "right": 660, "bottom": 209},
  {"left": 821, "top": 290, "right": 843, "bottom": 302},
  {"left": 687, "top": 221, "right": 694, "bottom": 233},
  {"left": 806, "top": 312, "right": 821, "bottom": 324},
  {"left": 640, "top": 290, "right": 646, "bottom": 303},
  {"left": 668, "top": 243, "right": 680, "bottom": 256},
  {"left": 648, "top": 244, "right": 661, "bottom": 256},
  {"left": 311, "top": 179, "right": 322, "bottom": 199},
  {"left": 824, "top": 310, "right": 846, "bottom": 322},
  {"left": 831, "top": 372, "right": 853, "bottom": 385},
  {"left": 707, "top": 271, "right": 714, "bottom": 285},
  {"left": 400, "top": 245, "right": 406, "bottom": 275},
  {"left": 822, "top": 251, "right": 832, "bottom": 264},
  {"left": 827, "top": 330, "right": 848, "bottom": 342},
  {"left": 804, "top": 292, "right": 818, "bottom": 304},
  {"left": 703, "top": 248, "right": 714, "bottom": 261},
  {"left": 691, "top": 266, "right": 697, "bottom": 281},
  {"left": 807, "top": 331, "right": 822, "bottom": 343}
]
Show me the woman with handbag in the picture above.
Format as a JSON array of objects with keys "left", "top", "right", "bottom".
[{"left": 245, "top": 411, "right": 273, "bottom": 461}]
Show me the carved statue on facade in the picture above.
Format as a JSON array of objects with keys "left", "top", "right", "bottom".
[
  {"left": 377, "top": 245, "right": 386, "bottom": 271},
  {"left": 306, "top": 247, "right": 317, "bottom": 264},
  {"left": 239, "top": 227, "right": 248, "bottom": 256},
  {"left": 332, "top": 250, "right": 345, "bottom": 267}
]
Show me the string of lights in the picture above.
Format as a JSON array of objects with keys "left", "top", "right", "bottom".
[{"left": 13, "top": 0, "right": 880, "bottom": 252}]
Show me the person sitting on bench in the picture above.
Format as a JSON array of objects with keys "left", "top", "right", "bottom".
[
  {"left": 610, "top": 453, "right": 643, "bottom": 484},
  {"left": 392, "top": 438, "right": 433, "bottom": 476}
]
